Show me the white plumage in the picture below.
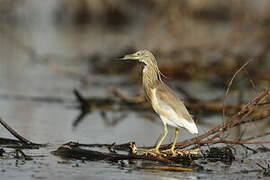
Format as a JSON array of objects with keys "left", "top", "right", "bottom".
[{"left": 151, "top": 87, "right": 198, "bottom": 134}]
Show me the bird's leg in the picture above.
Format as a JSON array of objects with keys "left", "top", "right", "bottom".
[
  {"left": 171, "top": 128, "right": 179, "bottom": 150},
  {"left": 154, "top": 122, "right": 168, "bottom": 153},
  {"left": 164, "top": 128, "right": 179, "bottom": 155},
  {"left": 137, "top": 122, "right": 168, "bottom": 155}
]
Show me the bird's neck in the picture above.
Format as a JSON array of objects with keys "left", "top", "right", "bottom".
[{"left": 142, "top": 65, "right": 162, "bottom": 90}]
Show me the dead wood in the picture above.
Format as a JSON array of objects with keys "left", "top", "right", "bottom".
[
  {"left": 167, "top": 88, "right": 270, "bottom": 149},
  {"left": 59, "top": 88, "right": 270, "bottom": 167},
  {"left": 52, "top": 141, "right": 201, "bottom": 168},
  {"left": 0, "top": 118, "right": 44, "bottom": 149}
]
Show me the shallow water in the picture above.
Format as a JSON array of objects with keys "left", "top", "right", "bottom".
[
  {"left": 0, "top": 46, "right": 212, "bottom": 180},
  {"left": 0, "top": 19, "right": 207, "bottom": 180},
  {"left": 0, "top": 29, "right": 205, "bottom": 180},
  {"left": 0, "top": 34, "right": 267, "bottom": 180},
  {"left": 0, "top": 1, "right": 269, "bottom": 179}
]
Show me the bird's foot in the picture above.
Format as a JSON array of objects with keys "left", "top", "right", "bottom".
[{"left": 163, "top": 148, "right": 177, "bottom": 156}]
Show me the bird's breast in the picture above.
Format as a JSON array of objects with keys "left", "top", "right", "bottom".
[
  {"left": 149, "top": 88, "right": 169, "bottom": 117},
  {"left": 149, "top": 88, "right": 159, "bottom": 112}
]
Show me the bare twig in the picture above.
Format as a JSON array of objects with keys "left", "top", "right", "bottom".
[
  {"left": 0, "top": 118, "right": 43, "bottom": 149},
  {"left": 169, "top": 88, "right": 270, "bottom": 149},
  {"left": 222, "top": 58, "right": 254, "bottom": 121},
  {"left": 0, "top": 118, "right": 34, "bottom": 145}
]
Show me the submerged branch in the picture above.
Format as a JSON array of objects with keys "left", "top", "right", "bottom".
[
  {"left": 0, "top": 118, "right": 44, "bottom": 149},
  {"left": 0, "top": 118, "right": 35, "bottom": 145}
]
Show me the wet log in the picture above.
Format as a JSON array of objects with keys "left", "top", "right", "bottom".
[{"left": 52, "top": 141, "right": 202, "bottom": 170}]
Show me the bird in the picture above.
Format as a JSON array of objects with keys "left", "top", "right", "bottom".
[{"left": 121, "top": 49, "right": 198, "bottom": 155}]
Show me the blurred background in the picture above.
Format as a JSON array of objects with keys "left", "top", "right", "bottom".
[{"left": 0, "top": 0, "right": 270, "bottom": 179}]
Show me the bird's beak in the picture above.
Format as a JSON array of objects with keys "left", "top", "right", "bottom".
[{"left": 120, "top": 53, "right": 139, "bottom": 60}]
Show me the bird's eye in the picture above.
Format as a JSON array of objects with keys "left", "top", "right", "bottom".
[{"left": 136, "top": 52, "right": 141, "bottom": 56}]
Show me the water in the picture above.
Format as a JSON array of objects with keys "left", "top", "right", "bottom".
[
  {"left": 0, "top": 1, "right": 269, "bottom": 179},
  {"left": 0, "top": 19, "right": 205, "bottom": 179},
  {"left": 0, "top": 50, "right": 207, "bottom": 179}
]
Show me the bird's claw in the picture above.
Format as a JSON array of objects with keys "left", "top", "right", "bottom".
[{"left": 163, "top": 148, "right": 177, "bottom": 156}]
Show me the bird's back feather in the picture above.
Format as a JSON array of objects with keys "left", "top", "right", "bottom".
[
  {"left": 150, "top": 82, "right": 198, "bottom": 134},
  {"left": 139, "top": 51, "right": 198, "bottom": 134}
]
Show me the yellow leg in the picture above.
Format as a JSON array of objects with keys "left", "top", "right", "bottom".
[
  {"left": 154, "top": 122, "right": 168, "bottom": 153},
  {"left": 137, "top": 122, "right": 168, "bottom": 154},
  {"left": 171, "top": 128, "right": 179, "bottom": 150},
  {"left": 164, "top": 128, "right": 179, "bottom": 155}
]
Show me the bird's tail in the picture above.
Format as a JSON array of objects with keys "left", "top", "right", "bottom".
[{"left": 181, "top": 119, "right": 198, "bottom": 134}]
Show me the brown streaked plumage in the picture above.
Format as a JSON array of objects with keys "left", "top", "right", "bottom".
[{"left": 121, "top": 49, "right": 198, "bottom": 154}]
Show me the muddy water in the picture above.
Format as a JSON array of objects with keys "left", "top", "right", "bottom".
[
  {"left": 0, "top": 36, "right": 267, "bottom": 180},
  {"left": 0, "top": 2, "right": 269, "bottom": 180},
  {"left": 0, "top": 15, "right": 206, "bottom": 180},
  {"left": 0, "top": 45, "right": 210, "bottom": 179},
  {"left": 0, "top": 23, "right": 212, "bottom": 180}
]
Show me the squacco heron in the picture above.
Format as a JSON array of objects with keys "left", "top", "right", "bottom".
[{"left": 121, "top": 50, "right": 198, "bottom": 154}]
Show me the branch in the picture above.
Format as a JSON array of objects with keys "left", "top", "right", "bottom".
[
  {"left": 0, "top": 118, "right": 43, "bottom": 149},
  {"left": 0, "top": 118, "right": 34, "bottom": 144},
  {"left": 169, "top": 88, "right": 270, "bottom": 149}
]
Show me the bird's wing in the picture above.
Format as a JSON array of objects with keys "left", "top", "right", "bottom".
[{"left": 155, "top": 83, "right": 195, "bottom": 123}]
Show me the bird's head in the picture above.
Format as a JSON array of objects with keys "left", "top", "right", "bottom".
[
  {"left": 121, "top": 49, "right": 163, "bottom": 81},
  {"left": 120, "top": 49, "right": 155, "bottom": 65}
]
